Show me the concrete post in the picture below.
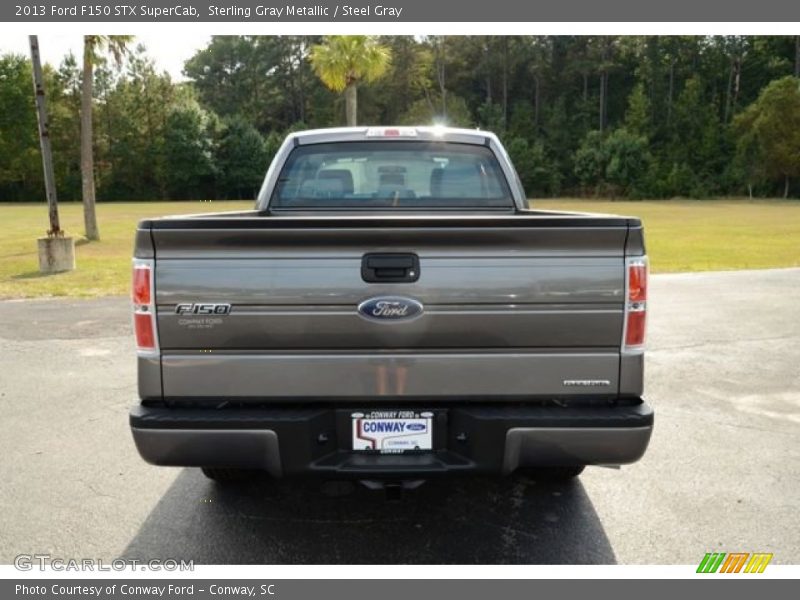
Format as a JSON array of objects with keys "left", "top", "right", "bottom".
[{"left": 37, "top": 237, "right": 76, "bottom": 273}]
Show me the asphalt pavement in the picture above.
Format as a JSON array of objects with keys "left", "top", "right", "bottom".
[{"left": 0, "top": 268, "right": 798, "bottom": 564}]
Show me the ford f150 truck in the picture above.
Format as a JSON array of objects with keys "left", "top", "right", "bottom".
[{"left": 130, "top": 126, "right": 653, "bottom": 485}]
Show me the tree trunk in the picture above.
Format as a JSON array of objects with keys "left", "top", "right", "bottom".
[
  {"left": 723, "top": 59, "right": 735, "bottom": 124},
  {"left": 297, "top": 39, "right": 307, "bottom": 124},
  {"left": 81, "top": 37, "right": 100, "bottom": 241},
  {"left": 422, "top": 87, "right": 435, "bottom": 114},
  {"left": 795, "top": 36, "right": 799, "bottom": 77},
  {"left": 29, "top": 35, "right": 61, "bottom": 236},
  {"left": 731, "top": 57, "right": 742, "bottom": 115},
  {"left": 439, "top": 61, "right": 447, "bottom": 117},
  {"left": 484, "top": 38, "right": 492, "bottom": 106},
  {"left": 440, "top": 77, "right": 447, "bottom": 118},
  {"left": 344, "top": 82, "right": 357, "bottom": 126},
  {"left": 599, "top": 71, "right": 607, "bottom": 133},
  {"left": 667, "top": 59, "right": 675, "bottom": 125},
  {"left": 435, "top": 36, "right": 447, "bottom": 118},
  {"left": 784, "top": 175, "right": 790, "bottom": 199},
  {"left": 502, "top": 38, "right": 508, "bottom": 130},
  {"left": 598, "top": 38, "right": 611, "bottom": 134}
]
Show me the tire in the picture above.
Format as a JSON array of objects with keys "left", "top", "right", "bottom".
[
  {"left": 200, "top": 467, "right": 260, "bottom": 483},
  {"left": 515, "top": 465, "right": 586, "bottom": 481}
]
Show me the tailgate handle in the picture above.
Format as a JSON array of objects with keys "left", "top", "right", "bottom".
[{"left": 362, "top": 253, "right": 420, "bottom": 283}]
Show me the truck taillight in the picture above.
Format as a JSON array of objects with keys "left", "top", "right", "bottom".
[
  {"left": 132, "top": 259, "right": 158, "bottom": 353},
  {"left": 132, "top": 265, "right": 151, "bottom": 305},
  {"left": 628, "top": 261, "right": 647, "bottom": 303},
  {"left": 623, "top": 257, "right": 648, "bottom": 351},
  {"left": 134, "top": 312, "right": 156, "bottom": 349}
]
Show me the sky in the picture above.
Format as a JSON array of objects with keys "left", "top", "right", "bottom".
[{"left": 0, "top": 33, "right": 210, "bottom": 80}]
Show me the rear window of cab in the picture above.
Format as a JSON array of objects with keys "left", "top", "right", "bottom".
[{"left": 270, "top": 141, "right": 514, "bottom": 209}]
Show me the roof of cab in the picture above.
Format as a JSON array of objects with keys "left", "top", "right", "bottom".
[{"left": 287, "top": 126, "right": 497, "bottom": 146}]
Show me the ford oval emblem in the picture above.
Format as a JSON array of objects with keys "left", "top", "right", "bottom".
[
  {"left": 357, "top": 296, "right": 424, "bottom": 322},
  {"left": 406, "top": 423, "right": 426, "bottom": 432}
]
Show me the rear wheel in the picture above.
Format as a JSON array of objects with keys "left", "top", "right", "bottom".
[
  {"left": 515, "top": 465, "right": 585, "bottom": 481},
  {"left": 200, "top": 467, "right": 260, "bottom": 483}
]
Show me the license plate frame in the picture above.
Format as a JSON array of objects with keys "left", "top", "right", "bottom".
[{"left": 351, "top": 410, "right": 434, "bottom": 454}]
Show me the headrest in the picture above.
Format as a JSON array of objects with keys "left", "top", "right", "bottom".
[
  {"left": 317, "top": 169, "right": 354, "bottom": 195},
  {"left": 432, "top": 164, "right": 482, "bottom": 198}
]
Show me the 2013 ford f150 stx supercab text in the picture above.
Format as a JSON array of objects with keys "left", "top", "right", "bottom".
[{"left": 130, "top": 126, "right": 653, "bottom": 485}]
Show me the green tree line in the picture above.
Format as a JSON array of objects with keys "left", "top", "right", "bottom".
[{"left": 2, "top": 35, "right": 800, "bottom": 202}]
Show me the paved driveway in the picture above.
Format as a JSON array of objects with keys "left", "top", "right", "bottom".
[{"left": 0, "top": 269, "right": 798, "bottom": 564}]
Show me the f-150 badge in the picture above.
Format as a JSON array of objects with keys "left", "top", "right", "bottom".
[
  {"left": 357, "top": 297, "right": 423, "bottom": 322},
  {"left": 175, "top": 303, "right": 231, "bottom": 315}
]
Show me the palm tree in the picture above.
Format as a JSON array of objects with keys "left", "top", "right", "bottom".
[
  {"left": 310, "top": 36, "right": 391, "bottom": 126},
  {"left": 81, "top": 35, "right": 133, "bottom": 241}
]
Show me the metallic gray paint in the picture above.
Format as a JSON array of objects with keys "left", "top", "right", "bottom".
[
  {"left": 160, "top": 351, "right": 620, "bottom": 399},
  {"left": 149, "top": 225, "right": 630, "bottom": 258},
  {"left": 154, "top": 257, "right": 623, "bottom": 305},
  {"left": 136, "top": 355, "right": 162, "bottom": 400},
  {"left": 625, "top": 225, "right": 647, "bottom": 256},
  {"left": 619, "top": 352, "right": 645, "bottom": 397},
  {"left": 133, "top": 228, "right": 154, "bottom": 258},
  {"left": 151, "top": 224, "right": 629, "bottom": 394},
  {"left": 157, "top": 305, "right": 623, "bottom": 349}
]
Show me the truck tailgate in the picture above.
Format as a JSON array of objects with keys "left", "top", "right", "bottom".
[{"left": 145, "top": 214, "right": 632, "bottom": 401}]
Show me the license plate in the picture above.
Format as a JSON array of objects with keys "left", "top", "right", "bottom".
[{"left": 352, "top": 410, "right": 433, "bottom": 453}]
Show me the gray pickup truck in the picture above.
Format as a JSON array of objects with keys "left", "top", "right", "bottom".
[{"left": 130, "top": 126, "right": 653, "bottom": 486}]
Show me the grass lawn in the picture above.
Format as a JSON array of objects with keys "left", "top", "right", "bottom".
[
  {"left": 536, "top": 198, "right": 800, "bottom": 273},
  {"left": 0, "top": 201, "right": 251, "bottom": 299},
  {"left": 1, "top": 198, "right": 799, "bottom": 299}
]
